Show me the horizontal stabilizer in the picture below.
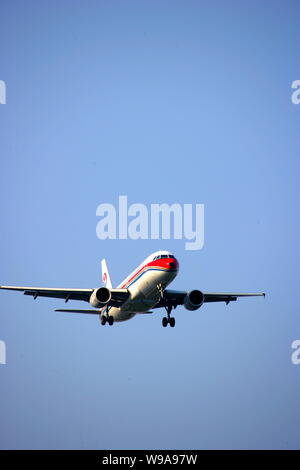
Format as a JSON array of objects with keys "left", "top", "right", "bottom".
[{"left": 55, "top": 309, "right": 100, "bottom": 314}]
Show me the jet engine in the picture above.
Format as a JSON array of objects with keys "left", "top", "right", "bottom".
[
  {"left": 183, "top": 290, "right": 204, "bottom": 311},
  {"left": 89, "top": 287, "right": 111, "bottom": 308}
]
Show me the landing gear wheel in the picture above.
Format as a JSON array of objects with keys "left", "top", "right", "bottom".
[
  {"left": 101, "top": 316, "right": 107, "bottom": 326},
  {"left": 108, "top": 315, "right": 114, "bottom": 326},
  {"left": 162, "top": 304, "right": 176, "bottom": 328}
]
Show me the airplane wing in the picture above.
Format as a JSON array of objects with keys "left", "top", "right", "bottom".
[
  {"left": 154, "top": 289, "right": 265, "bottom": 308},
  {"left": 200, "top": 292, "right": 265, "bottom": 303},
  {"left": 0, "top": 285, "right": 130, "bottom": 307}
]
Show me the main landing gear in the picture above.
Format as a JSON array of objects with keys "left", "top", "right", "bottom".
[
  {"left": 101, "top": 315, "right": 114, "bottom": 326},
  {"left": 162, "top": 305, "right": 176, "bottom": 328},
  {"left": 101, "top": 308, "right": 114, "bottom": 326}
]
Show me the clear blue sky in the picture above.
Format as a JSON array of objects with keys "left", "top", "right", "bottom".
[{"left": 0, "top": 0, "right": 299, "bottom": 449}]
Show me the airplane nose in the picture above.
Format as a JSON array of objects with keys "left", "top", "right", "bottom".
[{"left": 168, "top": 259, "right": 179, "bottom": 270}]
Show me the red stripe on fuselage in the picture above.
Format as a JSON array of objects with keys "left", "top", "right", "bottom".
[{"left": 120, "top": 257, "right": 178, "bottom": 289}]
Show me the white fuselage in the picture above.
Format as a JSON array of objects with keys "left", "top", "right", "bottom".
[{"left": 100, "top": 251, "right": 179, "bottom": 322}]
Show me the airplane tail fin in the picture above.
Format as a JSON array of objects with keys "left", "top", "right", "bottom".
[{"left": 101, "top": 259, "right": 112, "bottom": 288}]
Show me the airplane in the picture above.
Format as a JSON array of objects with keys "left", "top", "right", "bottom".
[{"left": 0, "top": 250, "right": 265, "bottom": 327}]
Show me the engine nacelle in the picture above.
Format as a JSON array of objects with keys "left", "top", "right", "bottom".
[
  {"left": 183, "top": 290, "right": 204, "bottom": 311},
  {"left": 89, "top": 287, "right": 111, "bottom": 308}
]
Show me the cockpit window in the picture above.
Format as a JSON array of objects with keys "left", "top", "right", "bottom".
[{"left": 154, "top": 254, "right": 175, "bottom": 260}]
